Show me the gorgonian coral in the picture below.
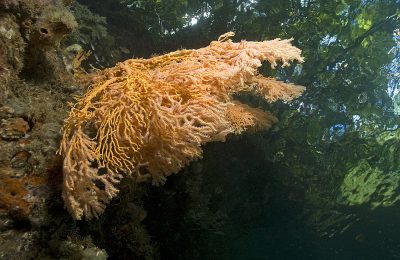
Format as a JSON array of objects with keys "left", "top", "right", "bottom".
[{"left": 59, "top": 32, "right": 305, "bottom": 220}]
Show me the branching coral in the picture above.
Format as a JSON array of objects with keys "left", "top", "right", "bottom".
[{"left": 59, "top": 32, "right": 305, "bottom": 220}]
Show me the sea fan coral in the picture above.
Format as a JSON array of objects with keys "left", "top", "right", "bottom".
[{"left": 59, "top": 32, "right": 305, "bottom": 220}]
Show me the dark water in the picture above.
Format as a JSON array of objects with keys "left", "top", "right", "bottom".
[{"left": 77, "top": 0, "right": 400, "bottom": 259}]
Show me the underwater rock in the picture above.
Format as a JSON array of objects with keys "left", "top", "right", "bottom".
[
  {"left": 0, "top": 106, "right": 15, "bottom": 119},
  {"left": 0, "top": 174, "right": 31, "bottom": 219},
  {"left": 55, "top": 235, "right": 108, "bottom": 260},
  {"left": 0, "top": 117, "right": 30, "bottom": 140},
  {"left": 0, "top": 229, "right": 40, "bottom": 259},
  {"left": 0, "top": 79, "right": 70, "bottom": 258},
  {"left": 63, "top": 0, "right": 75, "bottom": 6},
  {"left": 0, "top": 13, "right": 25, "bottom": 96},
  {"left": 32, "top": 5, "right": 77, "bottom": 48},
  {"left": 11, "top": 150, "right": 31, "bottom": 168},
  {"left": 0, "top": 0, "right": 19, "bottom": 11},
  {"left": 0, "top": 1, "right": 78, "bottom": 85},
  {"left": 20, "top": 4, "right": 77, "bottom": 82}
]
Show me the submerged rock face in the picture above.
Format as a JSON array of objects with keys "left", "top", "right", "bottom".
[
  {"left": 31, "top": 5, "right": 77, "bottom": 48},
  {"left": 0, "top": 14, "right": 25, "bottom": 102},
  {"left": 0, "top": 0, "right": 78, "bottom": 90},
  {"left": 0, "top": 1, "right": 77, "bottom": 259},
  {"left": 0, "top": 117, "right": 30, "bottom": 140},
  {"left": 0, "top": 90, "right": 66, "bottom": 258}
]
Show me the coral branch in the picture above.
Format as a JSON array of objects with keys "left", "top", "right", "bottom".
[{"left": 59, "top": 32, "right": 305, "bottom": 220}]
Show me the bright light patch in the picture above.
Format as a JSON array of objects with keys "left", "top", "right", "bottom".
[
  {"left": 190, "top": 17, "right": 198, "bottom": 26},
  {"left": 183, "top": 11, "right": 211, "bottom": 28},
  {"left": 321, "top": 35, "right": 337, "bottom": 46}
]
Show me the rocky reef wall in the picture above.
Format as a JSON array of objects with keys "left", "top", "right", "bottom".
[{"left": 0, "top": 1, "right": 110, "bottom": 258}]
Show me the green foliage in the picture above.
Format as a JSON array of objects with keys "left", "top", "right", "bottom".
[
  {"left": 338, "top": 159, "right": 400, "bottom": 208},
  {"left": 71, "top": 3, "right": 108, "bottom": 43}
]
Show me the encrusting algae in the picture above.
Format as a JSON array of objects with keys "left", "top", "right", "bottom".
[{"left": 59, "top": 32, "right": 305, "bottom": 220}]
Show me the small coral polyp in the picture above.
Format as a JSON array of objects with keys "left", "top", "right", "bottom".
[{"left": 59, "top": 32, "right": 305, "bottom": 220}]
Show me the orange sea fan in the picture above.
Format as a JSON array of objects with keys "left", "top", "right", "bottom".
[
  {"left": 226, "top": 101, "right": 278, "bottom": 134},
  {"left": 59, "top": 32, "right": 305, "bottom": 220}
]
